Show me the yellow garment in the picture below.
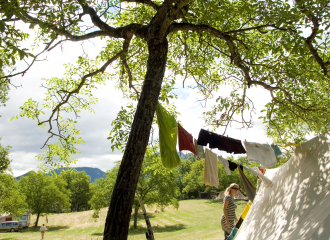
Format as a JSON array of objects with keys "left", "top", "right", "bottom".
[
  {"left": 279, "top": 142, "right": 301, "bottom": 147},
  {"left": 241, "top": 203, "right": 251, "bottom": 219}
]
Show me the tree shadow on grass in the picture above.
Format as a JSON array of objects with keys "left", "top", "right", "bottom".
[
  {"left": 128, "top": 223, "right": 186, "bottom": 235},
  {"left": 18, "top": 226, "right": 69, "bottom": 233},
  {"left": 91, "top": 223, "right": 186, "bottom": 237},
  {"left": 91, "top": 232, "right": 103, "bottom": 236},
  {"left": 130, "top": 212, "right": 156, "bottom": 220}
]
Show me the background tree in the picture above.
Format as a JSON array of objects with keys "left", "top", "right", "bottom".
[
  {"left": 89, "top": 163, "right": 120, "bottom": 218},
  {"left": 176, "top": 154, "right": 196, "bottom": 199},
  {"left": 0, "top": 139, "right": 27, "bottom": 217},
  {"left": 59, "top": 169, "right": 91, "bottom": 212},
  {"left": 133, "top": 144, "right": 180, "bottom": 228},
  {"left": 19, "top": 171, "right": 71, "bottom": 226},
  {"left": 90, "top": 145, "right": 179, "bottom": 229},
  {"left": 1, "top": 0, "right": 330, "bottom": 238},
  {"left": 0, "top": 139, "right": 11, "bottom": 173}
]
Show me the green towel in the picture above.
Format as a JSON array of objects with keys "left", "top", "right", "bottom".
[
  {"left": 271, "top": 144, "right": 282, "bottom": 156},
  {"left": 156, "top": 103, "right": 180, "bottom": 168}
]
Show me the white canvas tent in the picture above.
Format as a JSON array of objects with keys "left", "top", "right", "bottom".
[
  {"left": 235, "top": 134, "right": 330, "bottom": 240},
  {"left": 216, "top": 190, "right": 246, "bottom": 200}
]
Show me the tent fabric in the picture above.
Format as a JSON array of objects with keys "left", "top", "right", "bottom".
[
  {"left": 216, "top": 190, "right": 246, "bottom": 200},
  {"left": 155, "top": 103, "right": 180, "bottom": 169},
  {"left": 234, "top": 133, "right": 330, "bottom": 240}
]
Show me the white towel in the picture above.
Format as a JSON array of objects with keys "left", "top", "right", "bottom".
[
  {"left": 218, "top": 156, "right": 231, "bottom": 175},
  {"left": 194, "top": 138, "right": 205, "bottom": 159},
  {"left": 204, "top": 148, "right": 219, "bottom": 187},
  {"left": 243, "top": 141, "right": 278, "bottom": 168},
  {"left": 242, "top": 165, "right": 272, "bottom": 187}
]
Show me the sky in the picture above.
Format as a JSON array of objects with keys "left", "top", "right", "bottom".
[{"left": 0, "top": 27, "right": 273, "bottom": 177}]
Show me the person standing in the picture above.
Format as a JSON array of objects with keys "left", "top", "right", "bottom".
[
  {"left": 221, "top": 183, "right": 239, "bottom": 239},
  {"left": 39, "top": 224, "right": 47, "bottom": 239}
]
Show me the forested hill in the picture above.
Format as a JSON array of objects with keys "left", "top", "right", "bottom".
[{"left": 16, "top": 167, "right": 106, "bottom": 183}]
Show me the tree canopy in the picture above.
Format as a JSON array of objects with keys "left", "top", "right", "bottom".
[
  {"left": 59, "top": 169, "right": 91, "bottom": 212},
  {"left": 1, "top": 0, "right": 330, "bottom": 238},
  {"left": 19, "top": 171, "right": 71, "bottom": 226}
]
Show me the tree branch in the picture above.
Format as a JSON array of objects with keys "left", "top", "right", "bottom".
[
  {"left": 38, "top": 38, "right": 132, "bottom": 148},
  {"left": 122, "top": 0, "right": 160, "bottom": 11},
  {"left": 295, "top": 0, "right": 330, "bottom": 75},
  {"left": 0, "top": 37, "right": 57, "bottom": 79}
]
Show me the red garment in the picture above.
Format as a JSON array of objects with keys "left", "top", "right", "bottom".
[
  {"left": 258, "top": 167, "right": 265, "bottom": 175},
  {"left": 178, "top": 123, "right": 196, "bottom": 155}
]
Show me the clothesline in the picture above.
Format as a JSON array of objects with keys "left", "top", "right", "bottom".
[{"left": 155, "top": 103, "right": 287, "bottom": 189}]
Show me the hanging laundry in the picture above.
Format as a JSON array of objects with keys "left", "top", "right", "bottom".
[
  {"left": 219, "top": 135, "right": 246, "bottom": 154},
  {"left": 243, "top": 165, "right": 272, "bottom": 187},
  {"left": 228, "top": 160, "right": 238, "bottom": 171},
  {"left": 257, "top": 166, "right": 265, "bottom": 175},
  {"left": 218, "top": 156, "right": 231, "bottom": 175},
  {"left": 238, "top": 166, "right": 256, "bottom": 202},
  {"left": 197, "top": 129, "right": 220, "bottom": 148},
  {"left": 279, "top": 142, "right": 301, "bottom": 147},
  {"left": 156, "top": 103, "right": 180, "bottom": 169},
  {"left": 177, "top": 123, "right": 196, "bottom": 155},
  {"left": 243, "top": 141, "right": 278, "bottom": 168},
  {"left": 204, "top": 148, "right": 219, "bottom": 187},
  {"left": 194, "top": 138, "right": 205, "bottom": 159},
  {"left": 271, "top": 144, "right": 282, "bottom": 156}
]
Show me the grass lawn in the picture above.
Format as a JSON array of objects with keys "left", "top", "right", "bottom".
[{"left": 0, "top": 199, "right": 247, "bottom": 240}]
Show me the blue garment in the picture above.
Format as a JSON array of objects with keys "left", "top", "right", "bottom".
[
  {"left": 271, "top": 144, "right": 282, "bottom": 156},
  {"left": 229, "top": 227, "right": 238, "bottom": 240}
]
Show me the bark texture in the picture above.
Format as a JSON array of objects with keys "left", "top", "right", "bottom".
[
  {"left": 133, "top": 206, "right": 138, "bottom": 229},
  {"left": 35, "top": 213, "right": 40, "bottom": 227},
  {"left": 104, "top": 38, "right": 168, "bottom": 239}
]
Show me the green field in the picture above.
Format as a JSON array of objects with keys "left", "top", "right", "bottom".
[{"left": 0, "top": 199, "right": 247, "bottom": 240}]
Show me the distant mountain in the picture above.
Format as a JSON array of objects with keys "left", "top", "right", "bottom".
[{"left": 16, "top": 167, "right": 106, "bottom": 183}]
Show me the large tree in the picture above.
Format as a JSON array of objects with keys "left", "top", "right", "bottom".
[
  {"left": 59, "top": 169, "right": 91, "bottom": 212},
  {"left": 19, "top": 171, "right": 71, "bottom": 226},
  {"left": 1, "top": 0, "right": 330, "bottom": 238}
]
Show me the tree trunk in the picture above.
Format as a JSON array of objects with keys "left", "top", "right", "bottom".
[
  {"left": 133, "top": 206, "right": 138, "bottom": 229},
  {"left": 35, "top": 213, "right": 40, "bottom": 227},
  {"left": 104, "top": 38, "right": 168, "bottom": 239}
]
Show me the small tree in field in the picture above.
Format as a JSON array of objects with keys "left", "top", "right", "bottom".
[{"left": 1, "top": 0, "right": 330, "bottom": 238}]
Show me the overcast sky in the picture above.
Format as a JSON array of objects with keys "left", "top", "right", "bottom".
[{"left": 0, "top": 27, "right": 273, "bottom": 177}]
